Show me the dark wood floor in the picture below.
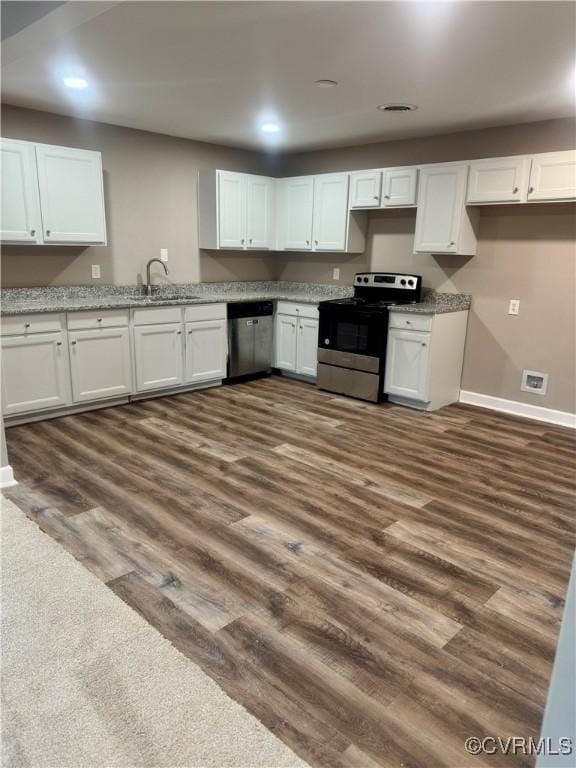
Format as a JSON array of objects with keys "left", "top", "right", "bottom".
[{"left": 5, "top": 376, "right": 575, "bottom": 768}]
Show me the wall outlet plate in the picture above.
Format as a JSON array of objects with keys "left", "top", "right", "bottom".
[
  {"left": 521, "top": 369, "right": 548, "bottom": 396},
  {"left": 91, "top": 264, "right": 101, "bottom": 279},
  {"left": 508, "top": 299, "right": 520, "bottom": 315},
  {"left": 332, "top": 267, "right": 340, "bottom": 281},
  {"left": 160, "top": 248, "right": 168, "bottom": 262}
]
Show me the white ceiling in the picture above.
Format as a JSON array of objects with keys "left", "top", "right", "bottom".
[{"left": 2, "top": 1, "right": 575, "bottom": 152}]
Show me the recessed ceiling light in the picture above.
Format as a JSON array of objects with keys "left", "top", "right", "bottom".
[
  {"left": 261, "top": 122, "right": 280, "bottom": 134},
  {"left": 63, "top": 76, "right": 89, "bottom": 90},
  {"left": 315, "top": 79, "right": 338, "bottom": 88},
  {"left": 377, "top": 103, "right": 418, "bottom": 112}
]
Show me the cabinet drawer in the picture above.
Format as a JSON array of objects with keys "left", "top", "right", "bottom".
[
  {"left": 184, "top": 303, "right": 226, "bottom": 322},
  {"left": 67, "top": 309, "right": 129, "bottom": 330},
  {"left": 133, "top": 306, "right": 182, "bottom": 325},
  {"left": 276, "top": 301, "right": 319, "bottom": 320},
  {"left": 1, "top": 313, "right": 64, "bottom": 336},
  {"left": 388, "top": 312, "right": 433, "bottom": 332}
]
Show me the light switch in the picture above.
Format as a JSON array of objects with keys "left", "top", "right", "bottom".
[
  {"left": 160, "top": 248, "right": 169, "bottom": 262},
  {"left": 332, "top": 267, "right": 340, "bottom": 281},
  {"left": 91, "top": 264, "right": 101, "bottom": 279},
  {"left": 508, "top": 299, "right": 520, "bottom": 315}
]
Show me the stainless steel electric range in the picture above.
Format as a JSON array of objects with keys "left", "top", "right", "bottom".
[{"left": 317, "top": 272, "right": 422, "bottom": 402}]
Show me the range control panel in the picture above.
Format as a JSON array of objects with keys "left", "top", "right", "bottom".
[{"left": 354, "top": 272, "right": 420, "bottom": 290}]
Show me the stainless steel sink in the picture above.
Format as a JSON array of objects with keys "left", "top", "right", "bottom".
[{"left": 143, "top": 295, "right": 200, "bottom": 302}]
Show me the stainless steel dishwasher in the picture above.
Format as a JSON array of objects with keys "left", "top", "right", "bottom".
[{"left": 227, "top": 301, "right": 274, "bottom": 379}]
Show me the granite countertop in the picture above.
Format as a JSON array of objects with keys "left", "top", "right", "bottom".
[
  {"left": 0, "top": 282, "right": 471, "bottom": 316},
  {"left": 389, "top": 292, "right": 471, "bottom": 314}
]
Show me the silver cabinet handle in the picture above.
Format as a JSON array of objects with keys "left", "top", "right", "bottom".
[
  {"left": 249, "top": 238, "right": 253, "bottom": 243},
  {"left": 24, "top": 323, "right": 30, "bottom": 328},
  {"left": 314, "top": 239, "right": 319, "bottom": 245},
  {"left": 374, "top": 194, "right": 379, "bottom": 200},
  {"left": 449, "top": 241, "right": 455, "bottom": 246},
  {"left": 188, "top": 330, "right": 193, "bottom": 334},
  {"left": 177, "top": 330, "right": 182, "bottom": 335},
  {"left": 56, "top": 341, "right": 62, "bottom": 346},
  {"left": 306, "top": 240, "right": 310, "bottom": 245},
  {"left": 384, "top": 194, "right": 390, "bottom": 199},
  {"left": 512, "top": 186, "right": 519, "bottom": 194},
  {"left": 421, "top": 342, "right": 427, "bottom": 347},
  {"left": 30, "top": 229, "right": 36, "bottom": 236},
  {"left": 71, "top": 340, "right": 77, "bottom": 345},
  {"left": 528, "top": 186, "right": 534, "bottom": 194},
  {"left": 291, "top": 323, "right": 295, "bottom": 328},
  {"left": 241, "top": 238, "right": 245, "bottom": 244},
  {"left": 45, "top": 229, "right": 50, "bottom": 237}
]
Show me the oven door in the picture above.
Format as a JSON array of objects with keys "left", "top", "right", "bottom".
[{"left": 318, "top": 305, "right": 388, "bottom": 358}]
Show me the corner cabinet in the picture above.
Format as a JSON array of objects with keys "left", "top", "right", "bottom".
[
  {"left": 198, "top": 170, "right": 274, "bottom": 250},
  {"left": 275, "top": 302, "right": 319, "bottom": 378},
  {"left": 0, "top": 138, "right": 107, "bottom": 245},
  {"left": 384, "top": 310, "right": 469, "bottom": 411},
  {"left": 527, "top": 150, "right": 576, "bottom": 201},
  {"left": 414, "top": 164, "right": 478, "bottom": 255}
]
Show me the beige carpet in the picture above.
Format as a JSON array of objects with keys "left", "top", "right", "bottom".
[{"left": 1, "top": 497, "right": 306, "bottom": 768}]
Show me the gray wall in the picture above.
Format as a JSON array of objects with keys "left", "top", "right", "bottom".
[{"left": 1, "top": 105, "right": 278, "bottom": 287}]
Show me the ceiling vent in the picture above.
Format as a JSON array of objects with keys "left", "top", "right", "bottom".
[{"left": 377, "top": 103, "right": 418, "bottom": 112}]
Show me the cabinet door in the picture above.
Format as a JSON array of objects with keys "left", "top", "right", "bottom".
[
  {"left": 296, "top": 317, "right": 319, "bottom": 378},
  {"left": 350, "top": 172, "right": 381, "bottom": 208},
  {"left": 185, "top": 319, "right": 227, "bottom": 383},
  {"left": 384, "top": 329, "right": 431, "bottom": 402},
  {"left": 0, "top": 139, "right": 42, "bottom": 243},
  {"left": 528, "top": 151, "right": 576, "bottom": 201},
  {"left": 35, "top": 144, "right": 107, "bottom": 244},
  {"left": 69, "top": 327, "right": 132, "bottom": 403},
  {"left": 246, "top": 176, "right": 274, "bottom": 249},
  {"left": 414, "top": 165, "right": 467, "bottom": 253},
  {"left": 274, "top": 314, "right": 297, "bottom": 371},
  {"left": 312, "top": 174, "right": 350, "bottom": 251},
  {"left": 217, "top": 171, "right": 246, "bottom": 248},
  {"left": 133, "top": 323, "right": 183, "bottom": 392},
  {"left": 467, "top": 157, "right": 530, "bottom": 203},
  {"left": 277, "top": 177, "right": 314, "bottom": 250},
  {"left": 382, "top": 167, "right": 418, "bottom": 207},
  {"left": 1, "top": 332, "right": 71, "bottom": 415}
]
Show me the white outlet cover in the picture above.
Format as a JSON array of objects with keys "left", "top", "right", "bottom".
[
  {"left": 332, "top": 267, "right": 340, "bottom": 281},
  {"left": 91, "top": 264, "right": 101, "bottom": 279},
  {"left": 160, "top": 248, "right": 168, "bottom": 262},
  {"left": 508, "top": 299, "right": 520, "bottom": 315},
  {"left": 521, "top": 369, "right": 548, "bottom": 396}
]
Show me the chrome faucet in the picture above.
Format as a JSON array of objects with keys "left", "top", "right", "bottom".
[{"left": 145, "top": 258, "right": 168, "bottom": 296}]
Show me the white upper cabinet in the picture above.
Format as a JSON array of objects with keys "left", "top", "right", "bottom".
[
  {"left": 467, "top": 156, "right": 531, "bottom": 204},
  {"left": 414, "top": 164, "right": 477, "bottom": 255},
  {"left": 245, "top": 175, "right": 274, "bottom": 249},
  {"left": 312, "top": 173, "right": 350, "bottom": 251},
  {"left": 527, "top": 150, "right": 576, "bottom": 201},
  {"left": 217, "top": 171, "right": 246, "bottom": 248},
  {"left": 35, "top": 143, "right": 107, "bottom": 244},
  {"left": 382, "top": 167, "right": 418, "bottom": 207},
  {"left": 0, "top": 139, "right": 42, "bottom": 243},
  {"left": 350, "top": 171, "right": 382, "bottom": 208},
  {"left": 276, "top": 176, "right": 314, "bottom": 250},
  {"left": 200, "top": 170, "right": 274, "bottom": 250}
]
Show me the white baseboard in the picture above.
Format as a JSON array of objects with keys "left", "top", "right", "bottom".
[
  {"left": 459, "top": 391, "right": 576, "bottom": 429},
  {"left": 0, "top": 465, "right": 17, "bottom": 489}
]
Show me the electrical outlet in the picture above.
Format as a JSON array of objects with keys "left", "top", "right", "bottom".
[
  {"left": 160, "top": 248, "right": 168, "bottom": 262},
  {"left": 332, "top": 267, "right": 340, "bottom": 281},
  {"left": 91, "top": 264, "right": 101, "bottom": 279},
  {"left": 508, "top": 299, "right": 520, "bottom": 315}
]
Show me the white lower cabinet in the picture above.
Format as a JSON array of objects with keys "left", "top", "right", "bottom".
[
  {"left": 384, "top": 310, "right": 469, "bottom": 411},
  {"left": 385, "top": 329, "right": 431, "bottom": 402},
  {"left": 275, "top": 303, "right": 319, "bottom": 377},
  {"left": 69, "top": 327, "right": 132, "bottom": 402},
  {"left": 1, "top": 331, "right": 71, "bottom": 415},
  {"left": 133, "top": 323, "right": 184, "bottom": 392},
  {"left": 185, "top": 319, "right": 227, "bottom": 383},
  {"left": 296, "top": 318, "right": 320, "bottom": 377},
  {"left": 274, "top": 314, "right": 298, "bottom": 371}
]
